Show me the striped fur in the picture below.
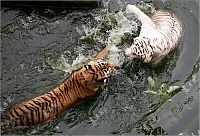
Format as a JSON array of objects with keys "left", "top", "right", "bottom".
[
  {"left": 1, "top": 47, "right": 113, "bottom": 128},
  {"left": 125, "top": 4, "right": 182, "bottom": 64}
]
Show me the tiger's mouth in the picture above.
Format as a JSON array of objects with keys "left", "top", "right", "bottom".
[
  {"left": 105, "top": 67, "right": 113, "bottom": 76},
  {"left": 97, "top": 67, "right": 112, "bottom": 84},
  {"left": 98, "top": 77, "right": 108, "bottom": 84}
]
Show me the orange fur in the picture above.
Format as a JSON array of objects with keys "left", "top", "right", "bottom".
[{"left": 1, "top": 47, "right": 113, "bottom": 128}]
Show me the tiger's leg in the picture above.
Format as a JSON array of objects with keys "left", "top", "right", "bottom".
[
  {"left": 126, "top": 4, "right": 156, "bottom": 28},
  {"left": 94, "top": 47, "right": 109, "bottom": 60}
]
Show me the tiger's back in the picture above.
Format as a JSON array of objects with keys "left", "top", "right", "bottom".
[
  {"left": 1, "top": 77, "right": 78, "bottom": 127},
  {"left": 151, "top": 10, "right": 182, "bottom": 46},
  {"left": 1, "top": 47, "right": 113, "bottom": 129}
]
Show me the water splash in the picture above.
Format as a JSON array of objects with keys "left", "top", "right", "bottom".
[
  {"left": 107, "top": 46, "right": 125, "bottom": 66},
  {"left": 106, "top": 11, "right": 138, "bottom": 47},
  {"left": 45, "top": 1, "right": 156, "bottom": 72},
  {"left": 79, "top": 2, "right": 156, "bottom": 67},
  {"left": 80, "top": 9, "right": 139, "bottom": 66},
  {"left": 46, "top": 53, "right": 90, "bottom": 74}
]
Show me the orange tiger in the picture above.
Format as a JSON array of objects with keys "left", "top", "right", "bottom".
[{"left": 1, "top": 47, "right": 113, "bottom": 128}]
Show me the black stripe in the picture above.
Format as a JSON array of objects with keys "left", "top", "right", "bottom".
[
  {"left": 9, "top": 111, "right": 16, "bottom": 119},
  {"left": 2, "top": 114, "right": 10, "bottom": 120},
  {"left": 47, "top": 92, "right": 56, "bottom": 102},
  {"left": 13, "top": 108, "right": 20, "bottom": 117},
  {"left": 58, "top": 87, "right": 67, "bottom": 101},
  {"left": 57, "top": 93, "right": 64, "bottom": 110},
  {"left": 94, "top": 65, "right": 99, "bottom": 70},
  {"left": 90, "top": 66, "right": 96, "bottom": 73},
  {"left": 71, "top": 76, "right": 81, "bottom": 98},
  {"left": 18, "top": 106, "right": 27, "bottom": 115},
  {"left": 91, "top": 74, "right": 95, "bottom": 82},
  {"left": 29, "top": 103, "right": 37, "bottom": 108},
  {"left": 32, "top": 100, "right": 41, "bottom": 106},
  {"left": 52, "top": 89, "right": 64, "bottom": 110},
  {"left": 149, "top": 44, "right": 153, "bottom": 51},
  {"left": 52, "top": 90, "right": 58, "bottom": 97},
  {"left": 41, "top": 96, "right": 52, "bottom": 103},
  {"left": 27, "top": 104, "right": 40, "bottom": 124},
  {"left": 51, "top": 90, "right": 59, "bottom": 116},
  {"left": 80, "top": 72, "right": 85, "bottom": 80},
  {"left": 24, "top": 104, "right": 35, "bottom": 111},
  {"left": 57, "top": 86, "right": 63, "bottom": 93},
  {"left": 41, "top": 97, "right": 52, "bottom": 110},
  {"left": 47, "top": 92, "right": 54, "bottom": 97},
  {"left": 76, "top": 76, "right": 84, "bottom": 96},
  {"left": 46, "top": 93, "right": 56, "bottom": 115},
  {"left": 41, "top": 106, "right": 45, "bottom": 120},
  {"left": 94, "top": 65, "right": 99, "bottom": 72},
  {"left": 77, "top": 73, "right": 86, "bottom": 91},
  {"left": 95, "top": 74, "right": 99, "bottom": 81},
  {"left": 63, "top": 82, "right": 72, "bottom": 102},
  {"left": 68, "top": 78, "right": 73, "bottom": 86},
  {"left": 74, "top": 75, "right": 83, "bottom": 98},
  {"left": 54, "top": 99, "right": 59, "bottom": 116},
  {"left": 99, "top": 71, "right": 103, "bottom": 77},
  {"left": 34, "top": 109, "right": 38, "bottom": 123},
  {"left": 46, "top": 103, "right": 50, "bottom": 114},
  {"left": 25, "top": 113, "right": 31, "bottom": 126},
  {"left": 45, "top": 101, "right": 48, "bottom": 111},
  {"left": 58, "top": 87, "right": 66, "bottom": 107},
  {"left": 55, "top": 93, "right": 64, "bottom": 109},
  {"left": 46, "top": 94, "right": 55, "bottom": 109},
  {"left": 31, "top": 110, "right": 35, "bottom": 125},
  {"left": 144, "top": 54, "right": 147, "bottom": 61},
  {"left": 88, "top": 71, "right": 95, "bottom": 75},
  {"left": 104, "top": 69, "right": 107, "bottom": 74},
  {"left": 41, "top": 102, "right": 45, "bottom": 111},
  {"left": 58, "top": 93, "right": 65, "bottom": 108},
  {"left": 36, "top": 107, "right": 40, "bottom": 123},
  {"left": 19, "top": 116, "right": 24, "bottom": 126},
  {"left": 173, "top": 28, "right": 179, "bottom": 37}
]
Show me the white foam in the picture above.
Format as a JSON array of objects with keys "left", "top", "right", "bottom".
[
  {"left": 106, "top": 11, "right": 138, "bottom": 47},
  {"left": 48, "top": 3, "right": 155, "bottom": 71},
  {"left": 45, "top": 53, "right": 90, "bottom": 74}
]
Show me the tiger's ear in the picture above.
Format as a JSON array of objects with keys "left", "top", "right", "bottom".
[{"left": 84, "top": 64, "right": 92, "bottom": 70}]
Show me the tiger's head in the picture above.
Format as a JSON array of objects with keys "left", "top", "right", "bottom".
[
  {"left": 125, "top": 37, "right": 153, "bottom": 63},
  {"left": 78, "top": 59, "right": 113, "bottom": 95},
  {"left": 83, "top": 59, "right": 113, "bottom": 84}
]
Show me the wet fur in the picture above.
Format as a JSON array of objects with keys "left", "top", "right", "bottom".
[
  {"left": 1, "top": 47, "right": 113, "bottom": 129},
  {"left": 125, "top": 5, "right": 183, "bottom": 64}
]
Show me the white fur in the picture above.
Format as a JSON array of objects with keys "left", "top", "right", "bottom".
[{"left": 125, "top": 4, "right": 182, "bottom": 64}]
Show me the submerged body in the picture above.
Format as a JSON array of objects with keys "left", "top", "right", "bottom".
[
  {"left": 1, "top": 47, "right": 113, "bottom": 128},
  {"left": 125, "top": 5, "right": 182, "bottom": 64}
]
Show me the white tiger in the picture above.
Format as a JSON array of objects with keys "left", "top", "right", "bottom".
[{"left": 125, "top": 4, "right": 183, "bottom": 64}]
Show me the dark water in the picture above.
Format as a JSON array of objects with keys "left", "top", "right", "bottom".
[{"left": 1, "top": 0, "right": 199, "bottom": 135}]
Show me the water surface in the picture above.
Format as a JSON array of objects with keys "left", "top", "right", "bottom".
[{"left": 1, "top": 0, "right": 199, "bottom": 135}]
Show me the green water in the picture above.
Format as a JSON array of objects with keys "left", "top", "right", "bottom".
[{"left": 1, "top": 0, "right": 199, "bottom": 135}]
